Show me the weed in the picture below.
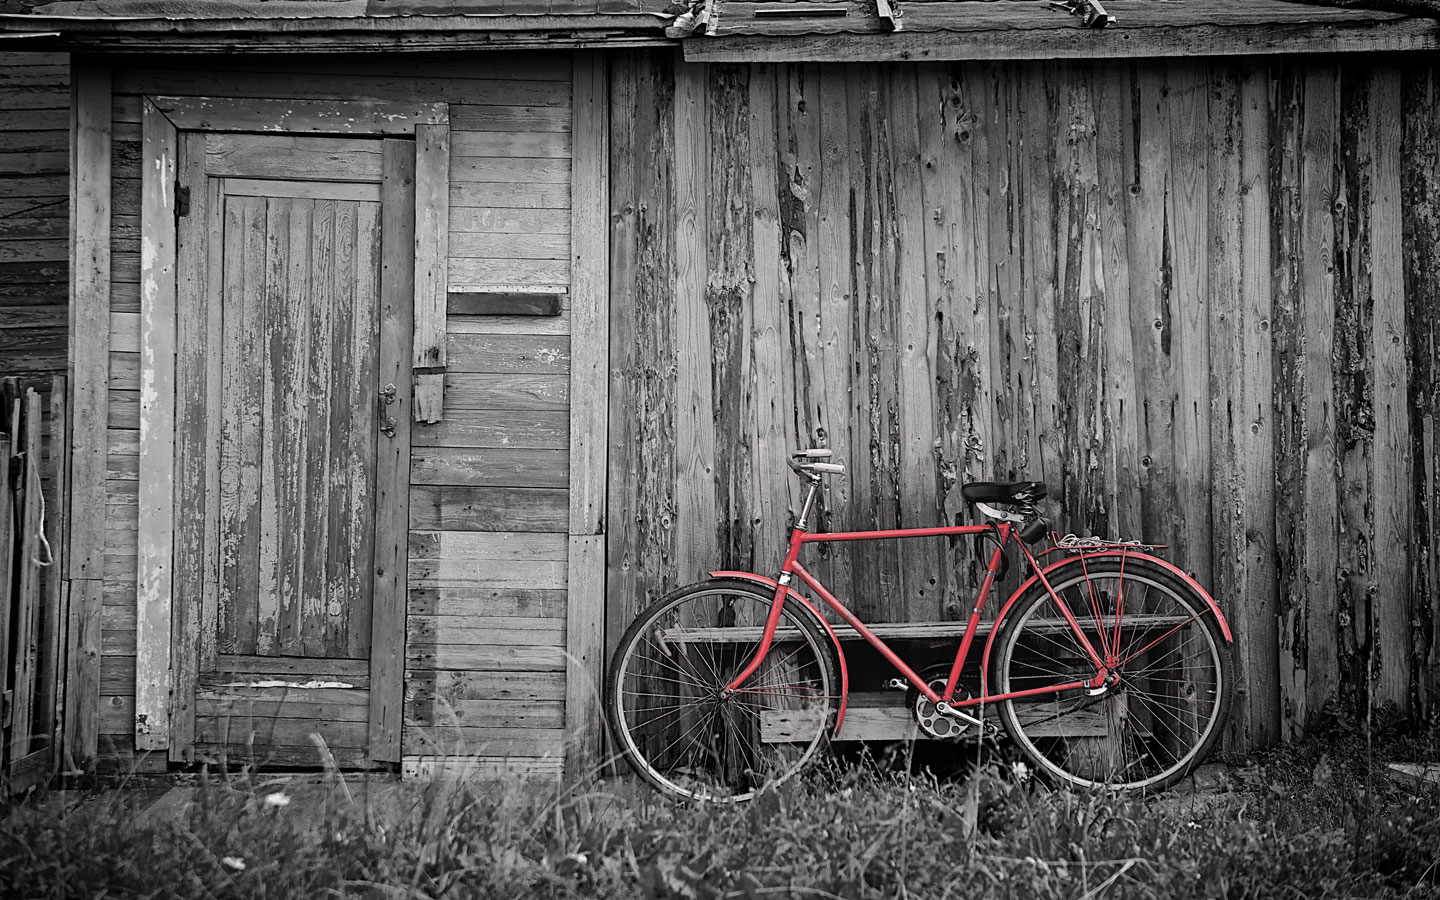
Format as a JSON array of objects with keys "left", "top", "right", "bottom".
[{"left": 2, "top": 734, "right": 1438, "bottom": 900}]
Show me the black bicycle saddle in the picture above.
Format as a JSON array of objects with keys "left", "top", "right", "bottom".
[{"left": 960, "top": 481, "right": 1048, "bottom": 505}]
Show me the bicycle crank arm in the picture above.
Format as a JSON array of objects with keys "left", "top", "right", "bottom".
[{"left": 934, "top": 701, "right": 985, "bottom": 729}]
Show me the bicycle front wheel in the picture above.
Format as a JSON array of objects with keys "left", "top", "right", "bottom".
[
  {"left": 993, "top": 557, "right": 1232, "bottom": 791},
  {"left": 605, "top": 579, "right": 840, "bottom": 802}
]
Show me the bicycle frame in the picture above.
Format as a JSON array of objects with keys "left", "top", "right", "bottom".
[{"left": 717, "top": 481, "right": 1232, "bottom": 735}]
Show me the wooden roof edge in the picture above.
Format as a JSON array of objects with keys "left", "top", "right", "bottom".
[
  {"left": 684, "top": 17, "right": 1440, "bottom": 61},
  {"left": 0, "top": 11, "right": 674, "bottom": 49},
  {"left": 0, "top": 12, "right": 668, "bottom": 31}
]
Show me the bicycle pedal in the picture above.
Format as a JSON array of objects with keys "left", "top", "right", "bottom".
[{"left": 883, "top": 678, "right": 909, "bottom": 692}]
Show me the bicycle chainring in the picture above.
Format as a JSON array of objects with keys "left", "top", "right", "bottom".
[{"left": 908, "top": 673, "right": 979, "bottom": 740}]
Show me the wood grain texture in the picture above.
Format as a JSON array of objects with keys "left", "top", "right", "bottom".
[
  {"left": 153, "top": 95, "right": 448, "bottom": 135},
  {"left": 608, "top": 53, "right": 1440, "bottom": 750},
  {"left": 69, "top": 59, "right": 111, "bottom": 588},
  {"left": 605, "top": 53, "right": 679, "bottom": 655},
  {"left": 132, "top": 99, "right": 177, "bottom": 752},
  {"left": 0, "top": 53, "right": 69, "bottom": 379},
  {"left": 413, "top": 122, "right": 451, "bottom": 423},
  {"left": 370, "top": 138, "right": 417, "bottom": 763},
  {"left": 62, "top": 59, "right": 113, "bottom": 774},
  {"left": 1401, "top": 60, "right": 1440, "bottom": 722},
  {"left": 569, "top": 51, "right": 609, "bottom": 539}
]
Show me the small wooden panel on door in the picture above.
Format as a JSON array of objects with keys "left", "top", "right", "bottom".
[{"left": 172, "top": 132, "right": 413, "bottom": 767}]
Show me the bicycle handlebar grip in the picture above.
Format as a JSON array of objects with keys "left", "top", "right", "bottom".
[
  {"left": 810, "top": 462, "right": 846, "bottom": 475},
  {"left": 792, "top": 449, "right": 833, "bottom": 459}
]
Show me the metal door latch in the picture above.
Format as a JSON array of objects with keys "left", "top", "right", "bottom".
[{"left": 379, "top": 383, "right": 398, "bottom": 438}]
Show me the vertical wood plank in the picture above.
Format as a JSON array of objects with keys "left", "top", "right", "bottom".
[
  {"left": 1020, "top": 66, "right": 1061, "bottom": 509},
  {"left": 274, "top": 197, "right": 315, "bottom": 655},
  {"left": 673, "top": 56, "right": 717, "bottom": 583},
  {"left": 219, "top": 195, "right": 267, "bottom": 656},
  {"left": 343, "top": 200, "right": 383, "bottom": 659},
  {"left": 62, "top": 579, "right": 102, "bottom": 773},
  {"left": 67, "top": 57, "right": 111, "bottom": 584},
  {"left": 1211, "top": 61, "right": 1280, "bottom": 747},
  {"left": 1236, "top": 65, "right": 1281, "bottom": 744},
  {"left": 1054, "top": 63, "right": 1109, "bottom": 540},
  {"left": 848, "top": 64, "right": 904, "bottom": 621},
  {"left": 0, "top": 432, "right": 12, "bottom": 761},
  {"left": 134, "top": 99, "right": 177, "bottom": 751},
  {"left": 370, "top": 138, "right": 416, "bottom": 762},
  {"left": 10, "top": 392, "right": 45, "bottom": 762},
  {"left": 708, "top": 62, "right": 756, "bottom": 574},
  {"left": 605, "top": 52, "right": 644, "bottom": 658},
  {"left": 1299, "top": 65, "right": 1341, "bottom": 728},
  {"left": 1128, "top": 63, "right": 1178, "bottom": 552},
  {"left": 605, "top": 53, "right": 678, "bottom": 653},
  {"left": 302, "top": 198, "right": 337, "bottom": 655},
  {"left": 1333, "top": 65, "right": 1374, "bottom": 712},
  {"left": 66, "top": 58, "right": 108, "bottom": 771},
  {"left": 566, "top": 52, "right": 609, "bottom": 772},
  {"left": 570, "top": 51, "right": 609, "bottom": 537},
  {"left": 778, "top": 62, "right": 831, "bottom": 592},
  {"left": 920, "top": 62, "right": 992, "bottom": 613},
  {"left": 1369, "top": 66, "right": 1411, "bottom": 711},
  {"left": 38, "top": 377, "right": 70, "bottom": 762},
  {"left": 815, "top": 67, "right": 855, "bottom": 604},
  {"left": 565, "top": 533, "right": 604, "bottom": 777},
  {"left": 889, "top": 68, "right": 941, "bottom": 617},
  {"left": 747, "top": 64, "right": 794, "bottom": 569},
  {"left": 1166, "top": 62, "right": 1214, "bottom": 589},
  {"left": 169, "top": 132, "right": 215, "bottom": 760},
  {"left": 1273, "top": 62, "right": 1307, "bottom": 739},
  {"left": 412, "top": 121, "right": 450, "bottom": 424},
  {"left": 1400, "top": 60, "right": 1440, "bottom": 721},
  {"left": 1092, "top": 61, "right": 1142, "bottom": 545}
]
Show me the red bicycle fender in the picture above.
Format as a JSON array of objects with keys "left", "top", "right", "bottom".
[
  {"left": 708, "top": 570, "right": 850, "bottom": 734},
  {"left": 979, "top": 551, "right": 1234, "bottom": 690}
]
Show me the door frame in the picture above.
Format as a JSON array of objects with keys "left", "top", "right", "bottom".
[{"left": 134, "top": 95, "right": 450, "bottom": 764}]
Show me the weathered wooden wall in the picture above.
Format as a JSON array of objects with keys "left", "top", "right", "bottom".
[
  {"left": 1, "top": 54, "right": 70, "bottom": 785},
  {"left": 0, "top": 52, "right": 68, "bottom": 379},
  {"left": 94, "top": 53, "right": 577, "bottom": 777},
  {"left": 606, "top": 51, "right": 1440, "bottom": 749}
]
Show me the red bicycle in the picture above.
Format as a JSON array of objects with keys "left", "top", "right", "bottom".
[{"left": 605, "top": 450, "right": 1234, "bottom": 801}]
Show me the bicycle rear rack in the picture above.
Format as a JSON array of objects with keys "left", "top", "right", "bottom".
[{"left": 1049, "top": 533, "right": 1162, "bottom": 555}]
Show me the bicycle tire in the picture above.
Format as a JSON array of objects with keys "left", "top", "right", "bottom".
[
  {"left": 605, "top": 579, "right": 840, "bottom": 802},
  {"left": 992, "top": 556, "right": 1232, "bottom": 791}
]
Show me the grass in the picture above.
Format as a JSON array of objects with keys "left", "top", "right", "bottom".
[{"left": 2, "top": 734, "right": 1438, "bottom": 900}]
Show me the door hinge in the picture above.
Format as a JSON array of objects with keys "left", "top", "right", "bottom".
[{"left": 176, "top": 183, "right": 191, "bottom": 219}]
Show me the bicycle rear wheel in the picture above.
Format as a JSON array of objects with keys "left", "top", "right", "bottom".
[
  {"left": 605, "top": 579, "right": 840, "bottom": 802},
  {"left": 993, "top": 557, "right": 1232, "bottom": 791}
]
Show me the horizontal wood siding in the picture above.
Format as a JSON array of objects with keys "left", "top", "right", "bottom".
[
  {"left": 0, "top": 54, "right": 68, "bottom": 378},
  {"left": 448, "top": 74, "right": 572, "bottom": 295},
  {"left": 95, "top": 53, "right": 575, "bottom": 777},
  {"left": 607, "top": 53, "right": 1440, "bottom": 749}
]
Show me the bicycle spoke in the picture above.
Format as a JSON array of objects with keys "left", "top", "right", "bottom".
[
  {"left": 609, "top": 585, "right": 837, "bottom": 802},
  {"left": 995, "top": 559, "right": 1230, "bottom": 791}
]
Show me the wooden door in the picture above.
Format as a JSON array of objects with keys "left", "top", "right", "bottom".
[{"left": 172, "top": 133, "right": 414, "bottom": 767}]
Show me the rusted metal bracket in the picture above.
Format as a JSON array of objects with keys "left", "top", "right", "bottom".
[
  {"left": 876, "top": 0, "right": 903, "bottom": 32},
  {"left": 1048, "top": 0, "right": 1116, "bottom": 28}
]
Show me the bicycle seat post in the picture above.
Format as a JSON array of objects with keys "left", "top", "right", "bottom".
[{"left": 795, "top": 476, "right": 821, "bottom": 531}]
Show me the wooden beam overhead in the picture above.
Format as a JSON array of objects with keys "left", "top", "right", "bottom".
[{"left": 686, "top": 0, "right": 1440, "bottom": 60}]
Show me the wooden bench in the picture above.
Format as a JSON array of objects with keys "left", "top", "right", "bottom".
[
  {"left": 762, "top": 692, "right": 1109, "bottom": 743},
  {"left": 663, "top": 614, "right": 1189, "bottom": 644},
  {"left": 660, "top": 617, "right": 1188, "bottom": 743}
]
